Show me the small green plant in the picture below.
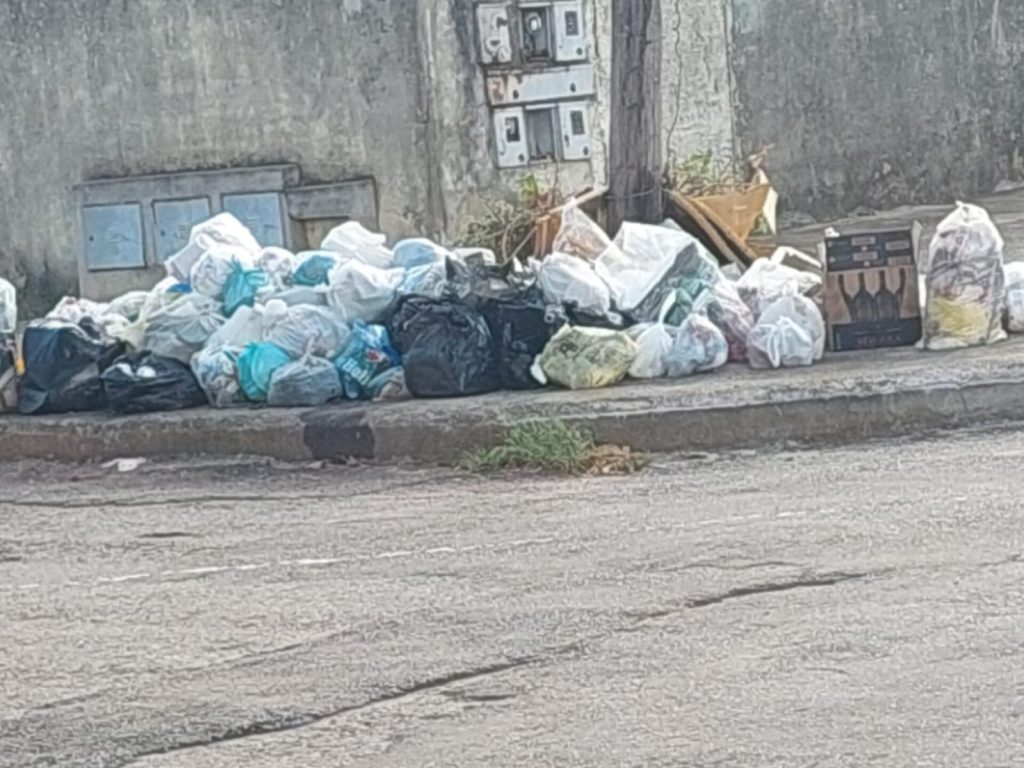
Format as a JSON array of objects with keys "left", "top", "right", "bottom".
[
  {"left": 462, "top": 422, "right": 647, "bottom": 475},
  {"left": 463, "top": 422, "right": 593, "bottom": 474},
  {"left": 456, "top": 175, "right": 561, "bottom": 263},
  {"left": 666, "top": 149, "right": 740, "bottom": 197}
]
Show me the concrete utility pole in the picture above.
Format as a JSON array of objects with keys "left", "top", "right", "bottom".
[{"left": 607, "top": 0, "right": 664, "bottom": 234}]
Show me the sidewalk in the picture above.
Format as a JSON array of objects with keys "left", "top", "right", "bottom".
[{"left": 4, "top": 337, "right": 1024, "bottom": 464}]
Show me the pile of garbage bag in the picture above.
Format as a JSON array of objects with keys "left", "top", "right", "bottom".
[{"left": 3, "top": 202, "right": 843, "bottom": 418}]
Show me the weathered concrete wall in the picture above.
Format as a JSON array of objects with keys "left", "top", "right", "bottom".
[
  {"left": 0, "top": 0, "right": 434, "bottom": 315},
  {"left": 662, "top": 0, "right": 736, "bottom": 166},
  {"left": 730, "top": 0, "right": 1024, "bottom": 219}
]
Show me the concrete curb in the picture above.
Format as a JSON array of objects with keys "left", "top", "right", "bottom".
[{"left": 4, "top": 339, "right": 1024, "bottom": 464}]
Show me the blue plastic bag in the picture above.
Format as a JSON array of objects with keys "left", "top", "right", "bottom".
[
  {"left": 238, "top": 342, "right": 292, "bottom": 402},
  {"left": 292, "top": 253, "right": 340, "bottom": 287},
  {"left": 223, "top": 264, "right": 269, "bottom": 317},
  {"left": 333, "top": 322, "right": 400, "bottom": 400}
]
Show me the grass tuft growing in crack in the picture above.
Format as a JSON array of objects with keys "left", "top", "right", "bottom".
[{"left": 461, "top": 422, "right": 647, "bottom": 475}]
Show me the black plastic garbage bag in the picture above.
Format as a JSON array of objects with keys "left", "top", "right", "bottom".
[
  {"left": 446, "top": 253, "right": 534, "bottom": 308},
  {"left": 102, "top": 352, "right": 207, "bottom": 414},
  {"left": 387, "top": 296, "right": 500, "bottom": 398},
  {"left": 18, "top": 323, "right": 124, "bottom": 415},
  {"left": 481, "top": 296, "right": 562, "bottom": 390}
]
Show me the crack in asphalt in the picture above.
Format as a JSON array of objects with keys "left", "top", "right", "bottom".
[
  {"left": 685, "top": 571, "right": 874, "bottom": 609},
  {"left": 4, "top": 476, "right": 461, "bottom": 511},
  {"left": 125, "top": 657, "right": 539, "bottom": 766}
]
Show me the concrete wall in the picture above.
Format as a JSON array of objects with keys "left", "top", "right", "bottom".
[
  {"left": 730, "top": 0, "right": 1024, "bottom": 219},
  {"left": 0, "top": 0, "right": 434, "bottom": 315}
]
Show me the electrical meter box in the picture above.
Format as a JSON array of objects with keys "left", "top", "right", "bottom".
[{"left": 476, "top": 1, "right": 594, "bottom": 168}]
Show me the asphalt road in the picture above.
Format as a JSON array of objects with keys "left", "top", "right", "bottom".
[{"left": 2, "top": 430, "right": 1024, "bottom": 768}]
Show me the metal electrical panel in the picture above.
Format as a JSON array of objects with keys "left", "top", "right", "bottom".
[
  {"left": 559, "top": 103, "right": 591, "bottom": 160},
  {"left": 476, "top": 1, "right": 594, "bottom": 168},
  {"left": 223, "top": 192, "right": 286, "bottom": 247},
  {"left": 553, "top": 1, "right": 587, "bottom": 62},
  {"left": 486, "top": 64, "right": 595, "bottom": 106},
  {"left": 82, "top": 204, "right": 146, "bottom": 271},
  {"left": 477, "top": 4, "right": 512, "bottom": 64},
  {"left": 493, "top": 107, "right": 529, "bottom": 168},
  {"left": 154, "top": 197, "right": 211, "bottom": 262}
]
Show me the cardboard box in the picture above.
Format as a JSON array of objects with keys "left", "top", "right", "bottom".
[{"left": 822, "top": 224, "right": 923, "bottom": 352}]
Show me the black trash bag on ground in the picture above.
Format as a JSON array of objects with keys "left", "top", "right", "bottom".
[
  {"left": 481, "top": 293, "right": 563, "bottom": 390},
  {"left": 101, "top": 352, "right": 208, "bottom": 414},
  {"left": 446, "top": 252, "right": 534, "bottom": 308},
  {"left": 18, "top": 323, "right": 124, "bottom": 415},
  {"left": 387, "top": 296, "right": 500, "bottom": 398}
]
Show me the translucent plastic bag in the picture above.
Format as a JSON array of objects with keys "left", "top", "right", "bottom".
[
  {"left": 293, "top": 252, "right": 342, "bottom": 287},
  {"left": 321, "top": 221, "right": 394, "bottom": 269},
  {"left": 0, "top": 278, "right": 15, "bottom": 335},
  {"left": 223, "top": 263, "right": 269, "bottom": 317},
  {"left": 552, "top": 204, "right": 619, "bottom": 262},
  {"left": 258, "top": 247, "right": 297, "bottom": 289},
  {"left": 263, "top": 302, "right": 350, "bottom": 359},
  {"left": 736, "top": 258, "right": 822, "bottom": 320},
  {"left": 191, "top": 345, "right": 247, "bottom": 408},
  {"left": 532, "top": 326, "right": 637, "bottom": 390},
  {"left": 238, "top": 342, "right": 293, "bottom": 402},
  {"left": 748, "top": 295, "right": 825, "bottom": 370},
  {"left": 1004, "top": 263, "right": 1024, "bottom": 333},
  {"left": 190, "top": 245, "right": 256, "bottom": 300},
  {"left": 366, "top": 367, "right": 410, "bottom": 401},
  {"left": 267, "top": 355, "right": 343, "bottom": 407},
  {"left": 665, "top": 314, "right": 728, "bottom": 378},
  {"left": 393, "top": 238, "right": 451, "bottom": 269},
  {"left": 600, "top": 223, "right": 692, "bottom": 313},
  {"left": 333, "top": 322, "right": 401, "bottom": 400},
  {"left": 538, "top": 252, "right": 612, "bottom": 316},
  {"left": 104, "top": 291, "right": 149, "bottom": 323},
  {"left": 627, "top": 323, "right": 673, "bottom": 379},
  {"left": 165, "top": 213, "right": 261, "bottom": 283},
  {"left": 142, "top": 294, "right": 226, "bottom": 364},
  {"left": 923, "top": 203, "right": 1006, "bottom": 350},
  {"left": 322, "top": 260, "right": 401, "bottom": 323},
  {"left": 397, "top": 260, "right": 448, "bottom": 299},
  {"left": 47, "top": 296, "right": 108, "bottom": 326}
]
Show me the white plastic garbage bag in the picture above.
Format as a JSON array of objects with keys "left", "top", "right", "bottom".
[
  {"left": 258, "top": 247, "right": 297, "bottom": 289},
  {"left": 532, "top": 326, "right": 637, "bottom": 390},
  {"left": 205, "top": 304, "right": 267, "bottom": 350},
  {"left": 627, "top": 323, "right": 673, "bottom": 379},
  {"left": 1004, "top": 263, "right": 1024, "bottom": 333},
  {"left": 269, "top": 286, "right": 328, "bottom": 307},
  {"left": 393, "top": 238, "right": 451, "bottom": 269},
  {"left": 552, "top": 204, "right": 619, "bottom": 262},
  {"left": 47, "top": 296, "right": 108, "bottom": 326},
  {"left": 923, "top": 202, "right": 1007, "bottom": 350},
  {"left": 599, "top": 223, "right": 692, "bottom": 313},
  {"left": 267, "top": 354, "right": 343, "bottom": 407},
  {"left": 263, "top": 302, "right": 350, "bottom": 358},
  {"left": 143, "top": 294, "right": 226, "bottom": 364},
  {"left": 191, "top": 345, "right": 247, "bottom": 408},
  {"left": 397, "top": 260, "right": 448, "bottom": 299},
  {"left": 737, "top": 258, "right": 822, "bottom": 320},
  {"left": 104, "top": 291, "right": 149, "bottom": 322},
  {"left": 190, "top": 244, "right": 256, "bottom": 300},
  {"left": 747, "top": 295, "right": 825, "bottom": 370},
  {"left": 321, "top": 221, "right": 394, "bottom": 269},
  {"left": 322, "top": 260, "right": 401, "bottom": 323},
  {"left": 664, "top": 314, "right": 729, "bottom": 378},
  {"left": 0, "top": 278, "right": 17, "bottom": 335},
  {"left": 165, "top": 213, "right": 261, "bottom": 283},
  {"left": 538, "top": 252, "right": 613, "bottom": 316}
]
